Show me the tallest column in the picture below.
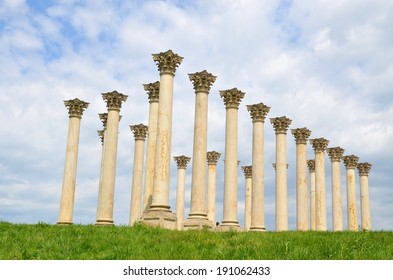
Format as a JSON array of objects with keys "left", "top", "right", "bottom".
[{"left": 141, "top": 50, "right": 183, "bottom": 230}]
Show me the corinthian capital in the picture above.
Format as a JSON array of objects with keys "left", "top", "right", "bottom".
[
  {"left": 270, "top": 116, "right": 292, "bottom": 134},
  {"left": 327, "top": 147, "right": 345, "bottom": 162},
  {"left": 207, "top": 151, "right": 221, "bottom": 165},
  {"left": 174, "top": 155, "right": 191, "bottom": 169},
  {"left": 310, "top": 138, "right": 329, "bottom": 153},
  {"left": 143, "top": 81, "right": 160, "bottom": 103},
  {"left": 64, "top": 98, "right": 89, "bottom": 118},
  {"left": 307, "top": 160, "right": 315, "bottom": 172},
  {"left": 98, "top": 113, "right": 108, "bottom": 128},
  {"left": 97, "top": 130, "right": 105, "bottom": 145},
  {"left": 343, "top": 155, "right": 359, "bottom": 169},
  {"left": 102, "top": 90, "right": 128, "bottom": 111},
  {"left": 188, "top": 70, "right": 217, "bottom": 92},
  {"left": 241, "top": 165, "right": 252, "bottom": 178},
  {"left": 130, "top": 124, "right": 148, "bottom": 141},
  {"left": 357, "top": 162, "right": 372, "bottom": 176},
  {"left": 219, "top": 88, "right": 245, "bottom": 109},
  {"left": 291, "top": 127, "right": 311, "bottom": 144},
  {"left": 152, "top": 50, "right": 183, "bottom": 75},
  {"left": 246, "top": 103, "right": 270, "bottom": 123}
]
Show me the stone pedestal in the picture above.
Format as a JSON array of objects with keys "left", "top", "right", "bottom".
[
  {"left": 270, "top": 116, "right": 292, "bottom": 231},
  {"left": 183, "top": 70, "right": 216, "bottom": 230},
  {"left": 291, "top": 128, "right": 311, "bottom": 231},
  {"left": 141, "top": 50, "right": 183, "bottom": 230},
  {"left": 129, "top": 124, "right": 148, "bottom": 226},
  {"left": 174, "top": 156, "right": 191, "bottom": 230},
  {"left": 247, "top": 103, "right": 270, "bottom": 232},
  {"left": 327, "top": 147, "right": 345, "bottom": 231},
  {"left": 142, "top": 81, "right": 160, "bottom": 212},
  {"left": 58, "top": 98, "right": 89, "bottom": 225},
  {"left": 96, "top": 91, "right": 127, "bottom": 225},
  {"left": 310, "top": 138, "right": 329, "bottom": 231},
  {"left": 241, "top": 166, "right": 252, "bottom": 231},
  {"left": 307, "top": 160, "right": 316, "bottom": 230},
  {"left": 206, "top": 151, "right": 221, "bottom": 226},
  {"left": 357, "top": 162, "right": 372, "bottom": 231},
  {"left": 217, "top": 88, "right": 245, "bottom": 232},
  {"left": 343, "top": 155, "right": 359, "bottom": 231}
]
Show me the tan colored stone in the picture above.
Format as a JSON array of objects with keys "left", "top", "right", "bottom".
[
  {"left": 173, "top": 156, "right": 191, "bottom": 230},
  {"left": 343, "top": 155, "right": 359, "bottom": 231},
  {"left": 357, "top": 162, "right": 372, "bottom": 230},
  {"left": 206, "top": 151, "right": 221, "bottom": 226},
  {"left": 307, "top": 160, "right": 316, "bottom": 230},
  {"left": 241, "top": 166, "right": 252, "bottom": 231}
]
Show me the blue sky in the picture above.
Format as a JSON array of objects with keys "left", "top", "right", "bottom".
[{"left": 0, "top": 0, "right": 392, "bottom": 230}]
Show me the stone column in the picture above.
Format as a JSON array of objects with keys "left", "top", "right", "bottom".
[
  {"left": 217, "top": 88, "right": 245, "bottom": 231},
  {"left": 96, "top": 113, "right": 107, "bottom": 220},
  {"left": 291, "top": 127, "right": 311, "bottom": 231},
  {"left": 357, "top": 162, "right": 372, "bottom": 231},
  {"left": 247, "top": 103, "right": 270, "bottom": 232},
  {"left": 142, "top": 81, "right": 160, "bottom": 212},
  {"left": 241, "top": 166, "right": 252, "bottom": 231},
  {"left": 343, "top": 155, "right": 360, "bottom": 231},
  {"left": 58, "top": 98, "right": 89, "bottom": 224},
  {"left": 309, "top": 138, "right": 329, "bottom": 231},
  {"left": 183, "top": 70, "right": 216, "bottom": 230},
  {"left": 206, "top": 151, "right": 221, "bottom": 226},
  {"left": 307, "top": 160, "right": 316, "bottom": 230},
  {"left": 129, "top": 124, "right": 148, "bottom": 226},
  {"left": 96, "top": 90, "right": 127, "bottom": 225},
  {"left": 270, "top": 116, "right": 292, "bottom": 231},
  {"left": 327, "top": 147, "right": 345, "bottom": 231},
  {"left": 174, "top": 156, "right": 191, "bottom": 230},
  {"left": 141, "top": 50, "right": 183, "bottom": 230}
]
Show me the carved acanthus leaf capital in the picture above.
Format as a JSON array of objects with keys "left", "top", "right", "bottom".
[
  {"left": 327, "top": 147, "right": 345, "bottom": 162},
  {"left": 130, "top": 124, "right": 148, "bottom": 140},
  {"left": 310, "top": 138, "right": 329, "bottom": 153},
  {"left": 291, "top": 127, "right": 311, "bottom": 144},
  {"left": 174, "top": 155, "right": 191, "bottom": 169},
  {"left": 357, "top": 162, "right": 372, "bottom": 176},
  {"left": 343, "top": 155, "right": 359, "bottom": 169},
  {"left": 270, "top": 116, "right": 292, "bottom": 134},
  {"left": 143, "top": 81, "right": 160, "bottom": 103},
  {"left": 307, "top": 160, "right": 315, "bottom": 172},
  {"left": 207, "top": 151, "right": 221, "bottom": 165},
  {"left": 189, "top": 70, "right": 217, "bottom": 92},
  {"left": 64, "top": 98, "right": 89, "bottom": 118},
  {"left": 102, "top": 90, "right": 128, "bottom": 111},
  {"left": 98, "top": 113, "right": 108, "bottom": 128},
  {"left": 152, "top": 50, "right": 183, "bottom": 75},
  {"left": 97, "top": 130, "right": 105, "bottom": 145},
  {"left": 241, "top": 165, "right": 252, "bottom": 178},
  {"left": 246, "top": 103, "right": 270, "bottom": 122},
  {"left": 219, "top": 88, "right": 245, "bottom": 109}
]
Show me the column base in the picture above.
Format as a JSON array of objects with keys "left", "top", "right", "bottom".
[
  {"left": 216, "top": 221, "right": 242, "bottom": 232},
  {"left": 249, "top": 226, "right": 266, "bottom": 232},
  {"left": 182, "top": 216, "right": 214, "bottom": 230},
  {"left": 57, "top": 221, "right": 73, "bottom": 225},
  {"left": 95, "top": 219, "right": 114, "bottom": 226},
  {"left": 140, "top": 208, "right": 177, "bottom": 230}
]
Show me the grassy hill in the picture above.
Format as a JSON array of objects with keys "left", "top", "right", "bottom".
[{"left": 0, "top": 222, "right": 392, "bottom": 260}]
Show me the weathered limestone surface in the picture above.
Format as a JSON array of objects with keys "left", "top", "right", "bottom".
[
  {"left": 58, "top": 98, "right": 89, "bottom": 225},
  {"left": 241, "top": 166, "right": 252, "bottom": 231},
  {"left": 357, "top": 162, "right": 372, "bottom": 231},
  {"left": 307, "top": 160, "right": 316, "bottom": 230},
  {"left": 174, "top": 156, "right": 191, "bottom": 230},
  {"left": 206, "top": 151, "right": 221, "bottom": 226},
  {"left": 343, "top": 155, "right": 360, "bottom": 231}
]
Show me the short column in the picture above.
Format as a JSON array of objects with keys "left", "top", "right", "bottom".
[
  {"left": 206, "top": 151, "right": 221, "bottom": 226},
  {"left": 129, "top": 124, "right": 148, "bottom": 226},
  {"left": 310, "top": 138, "right": 329, "bottom": 231},
  {"left": 58, "top": 98, "right": 89, "bottom": 224},
  {"left": 307, "top": 160, "right": 316, "bottom": 230},
  {"left": 357, "top": 162, "right": 372, "bottom": 231},
  {"left": 327, "top": 147, "right": 345, "bottom": 231},
  {"left": 270, "top": 116, "right": 292, "bottom": 231},
  {"left": 247, "top": 103, "right": 270, "bottom": 232},
  {"left": 174, "top": 156, "right": 191, "bottom": 230},
  {"left": 343, "top": 155, "right": 360, "bottom": 231},
  {"left": 241, "top": 166, "right": 252, "bottom": 231},
  {"left": 291, "top": 127, "right": 311, "bottom": 231}
]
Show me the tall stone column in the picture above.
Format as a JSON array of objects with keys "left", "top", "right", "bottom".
[
  {"left": 129, "top": 124, "right": 148, "bottom": 226},
  {"left": 241, "top": 166, "right": 252, "bottom": 231},
  {"left": 141, "top": 50, "right": 183, "bottom": 230},
  {"left": 183, "top": 70, "right": 216, "bottom": 230},
  {"left": 327, "top": 147, "right": 345, "bottom": 231},
  {"left": 247, "top": 103, "right": 270, "bottom": 232},
  {"left": 142, "top": 81, "right": 160, "bottom": 212},
  {"left": 96, "top": 90, "right": 127, "bottom": 225},
  {"left": 217, "top": 88, "right": 245, "bottom": 231},
  {"left": 309, "top": 138, "right": 329, "bottom": 231},
  {"left": 58, "top": 98, "right": 89, "bottom": 224},
  {"left": 307, "top": 160, "right": 316, "bottom": 230},
  {"left": 357, "top": 162, "right": 372, "bottom": 231},
  {"left": 343, "top": 155, "right": 360, "bottom": 231},
  {"left": 291, "top": 127, "right": 311, "bottom": 231},
  {"left": 96, "top": 113, "right": 107, "bottom": 220},
  {"left": 206, "top": 151, "right": 221, "bottom": 226},
  {"left": 270, "top": 116, "right": 292, "bottom": 231},
  {"left": 174, "top": 156, "right": 191, "bottom": 230}
]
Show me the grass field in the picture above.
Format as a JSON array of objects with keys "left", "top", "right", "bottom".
[{"left": 0, "top": 221, "right": 392, "bottom": 260}]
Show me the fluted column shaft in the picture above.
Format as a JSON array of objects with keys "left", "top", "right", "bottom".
[
  {"left": 241, "top": 166, "right": 252, "bottom": 231},
  {"left": 207, "top": 151, "right": 221, "bottom": 226},
  {"left": 174, "top": 156, "right": 191, "bottom": 230},
  {"left": 307, "top": 160, "right": 316, "bottom": 230},
  {"left": 357, "top": 163, "right": 372, "bottom": 230},
  {"left": 343, "top": 155, "right": 359, "bottom": 231}
]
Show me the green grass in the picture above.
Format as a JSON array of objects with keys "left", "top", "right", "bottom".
[{"left": 0, "top": 221, "right": 392, "bottom": 260}]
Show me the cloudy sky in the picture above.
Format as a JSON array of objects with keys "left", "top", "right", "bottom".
[{"left": 0, "top": 0, "right": 392, "bottom": 231}]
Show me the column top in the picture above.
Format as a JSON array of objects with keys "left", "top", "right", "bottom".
[
  {"left": 342, "top": 155, "right": 359, "bottom": 169},
  {"left": 64, "top": 98, "right": 89, "bottom": 118},
  {"left": 310, "top": 137, "right": 329, "bottom": 153},
  {"left": 152, "top": 50, "right": 183, "bottom": 75},
  {"left": 246, "top": 102, "right": 270, "bottom": 122},
  {"left": 189, "top": 70, "right": 217, "bottom": 92},
  {"left": 307, "top": 159, "right": 315, "bottom": 172},
  {"left": 97, "top": 129, "right": 105, "bottom": 145},
  {"left": 130, "top": 124, "right": 148, "bottom": 141},
  {"left": 291, "top": 127, "right": 311, "bottom": 144},
  {"left": 102, "top": 90, "right": 128, "bottom": 111},
  {"left": 219, "top": 87, "right": 245, "bottom": 109},
  {"left": 174, "top": 155, "right": 191, "bottom": 169},
  {"left": 270, "top": 116, "right": 292, "bottom": 134},
  {"left": 98, "top": 113, "right": 108, "bottom": 128},
  {"left": 241, "top": 165, "right": 252, "bottom": 178},
  {"left": 357, "top": 162, "right": 372, "bottom": 176},
  {"left": 207, "top": 151, "right": 221, "bottom": 165},
  {"left": 327, "top": 147, "right": 345, "bottom": 162},
  {"left": 143, "top": 81, "right": 160, "bottom": 103}
]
